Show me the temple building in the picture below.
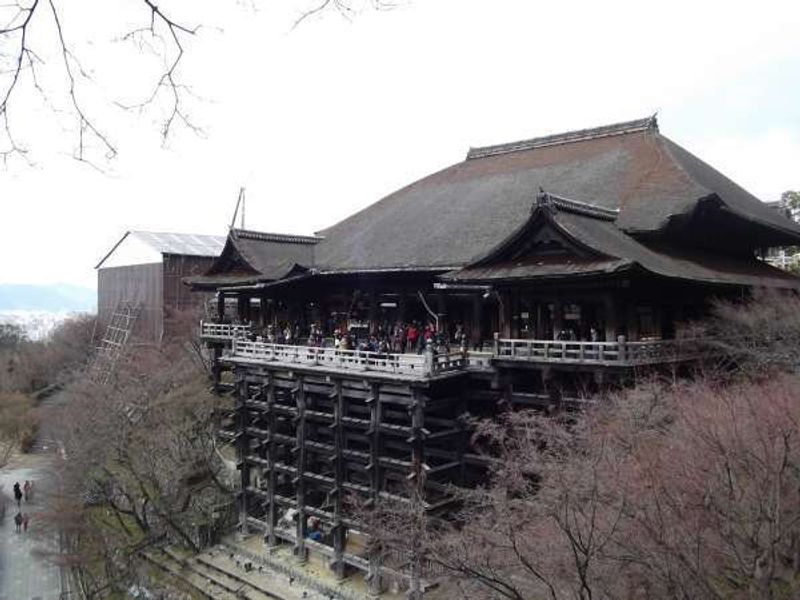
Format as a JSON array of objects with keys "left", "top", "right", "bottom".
[{"left": 189, "top": 117, "right": 800, "bottom": 596}]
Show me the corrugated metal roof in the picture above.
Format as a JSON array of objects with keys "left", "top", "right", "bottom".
[
  {"left": 96, "top": 230, "right": 227, "bottom": 269},
  {"left": 131, "top": 230, "right": 226, "bottom": 257}
]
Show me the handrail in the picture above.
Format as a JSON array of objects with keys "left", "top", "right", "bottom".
[
  {"left": 495, "top": 337, "right": 710, "bottom": 365},
  {"left": 209, "top": 326, "right": 712, "bottom": 374},
  {"left": 229, "top": 339, "right": 468, "bottom": 377},
  {"left": 200, "top": 320, "right": 252, "bottom": 340}
]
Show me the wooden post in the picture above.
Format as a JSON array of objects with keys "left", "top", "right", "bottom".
[
  {"left": 499, "top": 291, "right": 512, "bottom": 338},
  {"left": 294, "top": 375, "right": 308, "bottom": 562},
  {"left": 211, "top": 345, "right": 223, "bottom": 393},
  {"left": 617, "top": 335, "right": 627, "bottom": 363},
  {"left": 237, "top": 374, "right": 250, "bottom": 537},
  {"left": 367, "top": 382, "right": 382, "bottom": 596},
  {"left": 553, "top": 300, "right": 564, "bottom": 339},
  {"left": 424, "top": 340, "right": 434, "bottom": 375},
  {"left": 603, "top": 293, "right": 617, "bottom": 342},
  {"left": 368, "top": 288, "right": 378, "bottom": 335},
  {"left": 436, "top": 291, "right": 447, "bottom": 338},
  {"left": 265, "top": 374, "right": 278, "bottom": 548},
  {"left": 331, "top": 378, "right": 346, "bottom": 579},
  {"left": 472, "top": 293, "right": 482, "bottom": 350},
  {"left": 217, "top": 292, "right": 226, "bottom": 320},
  {"left": 408, "top": 389, "right": 425, "bottom": 600}
]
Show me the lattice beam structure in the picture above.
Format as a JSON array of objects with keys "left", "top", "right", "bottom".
[{"left": 234, "top": 365, "right": 472, "bottom": 593}]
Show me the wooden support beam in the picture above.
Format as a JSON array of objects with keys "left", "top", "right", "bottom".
[
  {"left": 265, "top": 374, "right": 278, "bottom": 548},
  {"left": 294, "top": 374, "right": 308, "bottom": 562},
  {"left": 236, "top": 374, "right": 251, "bottom": 536},
  {"left": 331, "top": 377, "right": 346, "bottom": 580}
]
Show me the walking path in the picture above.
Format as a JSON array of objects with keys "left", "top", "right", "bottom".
[{"left": 0, "top": 454, "right": 62, "bottom": 600}]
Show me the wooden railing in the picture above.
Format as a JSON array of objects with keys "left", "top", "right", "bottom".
[
  {"left": 200, "top": 320, "right": 252, "bottom": 340},
  {"left": 230, "top": 339, "right": 468, "bottom": 377},
  {"left": 495, "top": 337, "right": 708, "bottom": 366},
  {"left": 214, "top": 330, "right": 712, "bottom": 375}
]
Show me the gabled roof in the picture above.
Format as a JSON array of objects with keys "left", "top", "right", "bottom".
[
  {"left": 96, "top": 230, "right": 226, "bottom": 269},
  {"left": 444, "top": 194, "right": 800, "bottom": 289},
  {"left": 188, "top": 229, "right": 320, "bottom": 288},
  {"left": 312, "top": 117, "right": 800, "bottom": 273}
]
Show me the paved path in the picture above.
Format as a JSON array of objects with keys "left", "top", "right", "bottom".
[{"left": 0, "top": 457, "right": 62, "bottom": 600}]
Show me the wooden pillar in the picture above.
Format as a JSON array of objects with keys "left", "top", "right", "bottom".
[
  {"left": 407, "top": 388, "right": 425, "bottom": 600},
  {"left": 366, "top": 382, "right": 382, "bottom": 595},
  {"left": 626, "top": 305, "right": 639, "bottom": 342},
  {"left": 237, "top": 374, "right": 251, "bottom": 536},
  {"left": 603, "top": 293, "right": 617, "bottom": 342},
  {"left": 367, "top": 382, "right": 382, "bottom": 501},
  {"left": 499, "top": 291, "right": 512, "bottom": 338},
  {"left": 237, "top": 294, "right": 248, "bottom": 321},
  {"left": 553, "top": 300, "right": 564, "bottom": 340},
  {"left": 436, "top": 292, "right": 447, "bottom": 337},
  {"left": 398, "top": 293, "right": 407, "bottom": 325},
  {"left": 294, "top": 375, "right": 308, "bottom": 562},
  {"left": 471, "top": 294, "right": 482, "bottom": 349},
  {"left": 533, "top": 302, "right": 542, "bottom": 339},
  {"left": 368, "top": 289, "right": 379, "bottom": 335},
  {"left": 331, "top": 378, "right": 346, "bottom": 579},
  {"left": 265, "top": 374, "right": 278, "bottom": 548},
  {"left": 216, "top": 292, "right": 226, "bottom": 320},
  {"left": 211, "top": 345, "right": 223, "bottom": 393},
  {"left": 259, "top": 296, "right": 268, "bottom": 327}
]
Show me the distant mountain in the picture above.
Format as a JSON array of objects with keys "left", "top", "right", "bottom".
[{"left": 0, "top": 283, "right": 96, "bottom": 312}]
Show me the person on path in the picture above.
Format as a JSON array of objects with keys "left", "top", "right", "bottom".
[
  {"left": 13, "top": 482, "right": 22, "bottom": 507},
  {"left": 14, "top": 512, "right": 22, "bottom": 533},
  {"left": 22, "top": 512, "right": 29, "bottom": 532},
  {"left": 23, "top": 480, "right": 31, "bottom": 503}
]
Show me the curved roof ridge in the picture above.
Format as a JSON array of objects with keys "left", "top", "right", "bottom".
[
  {"left": 539, "top": 191, "right": 620, "bottom": 221},
  {"left": 467, "top": 115, "right": 658, "bottom": 160},
  {"left": 232, "top": 228, "right": 322, "bottom": 245}
]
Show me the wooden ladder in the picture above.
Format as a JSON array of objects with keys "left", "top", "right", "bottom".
[{"left": 90, "top": 302, "right": 141, "bottom": 385}]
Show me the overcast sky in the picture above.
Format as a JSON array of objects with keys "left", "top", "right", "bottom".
[{"left": 2, "top": 0, "right": 799, "bottom": 289}]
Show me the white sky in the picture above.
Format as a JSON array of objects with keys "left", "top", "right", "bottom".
[{"left": 1, "top": 0, "right": 799, "bottom": 289}]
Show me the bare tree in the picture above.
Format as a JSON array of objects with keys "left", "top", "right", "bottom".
[
  {"left": 0, "top": 0, "right": 393, "bottom": 166},
  {"left": 0, "top": 391, "right": 38, "bottom": 466},
  {"left": 40, "top": 334, "right": 233, "bottom": 595},
  {"left": 365, "top": 369, "right": 800, "bottom": 599}
]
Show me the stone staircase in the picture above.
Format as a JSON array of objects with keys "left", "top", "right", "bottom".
[
  {"left": 142, "top": 545, "right": 292, "bottom": 600},
  {"left": 143, "top": 538, "right": 407, "bottom": 600}
]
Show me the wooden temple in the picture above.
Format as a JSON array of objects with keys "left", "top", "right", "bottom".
[{"left": 188, "top": 117, "right": 800, "bottom": 595}]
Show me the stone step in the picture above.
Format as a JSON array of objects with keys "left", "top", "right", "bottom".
[
  {"left": 161, "top": 546, "right": 254, "bottom": 599},
  {"left": 196, "top": 553, "right": 286, "bottom": 600},
  {"left": 142, "top": 548, "right": 239, "bottom": 600},
  {"left": 220, "top": 541, "right": 368, "bottom": 600}
]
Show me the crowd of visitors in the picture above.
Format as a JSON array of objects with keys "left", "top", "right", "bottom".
[{"left": 234, "top": 318, "right": 471, "bottom": 355}]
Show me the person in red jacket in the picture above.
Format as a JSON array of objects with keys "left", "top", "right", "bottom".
[{"left": 406, "top": 323, "right": 418, "bottom": 353}]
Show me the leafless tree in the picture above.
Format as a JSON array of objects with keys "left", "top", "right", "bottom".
[
  {"left": 708, "top": 287, "right": 800, "bottom": 376},
  {"left": 0, "top": 0, "right": 394, "bottom": 166},
  {"left": 364, "top": 368, "right": 800, "bottom": 599},
  {"left": 37, "top": 332, "right": 233, "bottom": 595},
  {"left": 0, "top": 313, "right": 95, "bottom": 393}
]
